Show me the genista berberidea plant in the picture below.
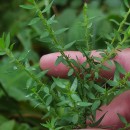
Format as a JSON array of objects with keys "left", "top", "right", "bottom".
[{"left": 0, "top": 0, "right": 130, "bottom": 129}]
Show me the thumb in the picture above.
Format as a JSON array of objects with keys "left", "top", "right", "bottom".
[{"left": 94, "top": 90, "right": 130, "bottom": 129}]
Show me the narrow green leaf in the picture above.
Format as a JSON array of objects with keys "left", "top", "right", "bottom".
[
  {"left": 37, "top": 70, "right": 48, "bottom": 78},
  {"left": 94, "top": 72, "right": 99, "bottom": 79},
  {"left": 64, "top": 41, "right": 76, "bottom": 50},
  {"left": 72, "top": 114, "right": 79, "bottom": 124},
  {"left": 10, "top": 43, "right": 15, "bottom": 51},
  {"left": 70, "top": 78, "right": 78, "bottom": 91},
  {"left": 5, "top": 33, "right": 10, "bottom": 48},
  {"left": 44, "top": 87, "right": 50, "bottom": 94},
  {"left": 93, "top": 84, "right": 105, "bottom": 93},
  {"left": 46, "top": 95, "right": 52, "bottom": 106},
  {"left": 55, "top": 56, "right": 63, "bottom": 66},
  {"left": 42, "top": 0, "right": 54, "bottom": 13},
  {"left": 47, "top": 15, "right": 57, "bottom": 25},
  {"left": 18, "top": 50, "right": 30, "bottom": 61},
  {"left": 87, "top": 23, "right": 92, "bottom": 28},
  {"left": 20, "top": 5, "right": 35, "bottom": 10},
  {"left": 107, "top": 80, "right": 118, "bottom": 86},
  {"left": 57, "top": 100, "right": 69, "bottom": 106},
  {"left": 114, "top": 69, "right": 120, "bottom": 81},
  {"left": 91, "top": 100, "right": 101, "bottom": 111},
  {"left": 55, "top": 28, "right": 69, "bottom": 35},
  {"left": 55, "top": 56, "right": 67, "bottom": 66},
  {"left": 114, "top": 61, "right": 126, "bottom": 74},
  {"left": 40, "top": 32, "right": 49, "bottom": 39},
  {"left": 26, "top": 78, "right": 33, "bottom": 89},
  {"left": 71, "top": 94, "right": 81, "bottom": 102},
  {"left": 87, "top": 92, "right": 95, "bottom": 99},
  {"left": 28, "top": 17, "right": 40, "bottom": 25},
  {"left": 101, "top": 65, "right": 110, "bottom": 71},
  {"left": 117, "top": 113, "right": 127, "bottom": 124},
  {"left": 78, "top": 102, "right": 92, "bottom": 107},
  {"left": 84, "top": 83, "right": 89, "bottom": 89},
  {"left": 89, "top": 112, "right": 107, "bottom": 127},
  {"left": 53, "top": 77, "right": 69, "bottom": 89},
  {"left": 68, "top": 68, "right": 74, "bottom": 76},
  {"left": 110, "top": 19, "right": 120, "bottom": 25}
]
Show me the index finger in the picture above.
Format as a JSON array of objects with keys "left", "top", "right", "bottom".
[{"left": 40, "top": 48, "right": 130, "bottom": 79}]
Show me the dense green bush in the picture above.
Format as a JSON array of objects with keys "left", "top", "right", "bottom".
[{"left": 0, "top": 0, "right": 130, "bottom": 130}]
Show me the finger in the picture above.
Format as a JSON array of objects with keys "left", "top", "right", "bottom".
[
  {"left": 40, "top": 48, "right": 130, "bottom": 78},
  {"left": 94, "top": 90, "right": 130, "bottom": 129},
  {"left": 40, "top": 51, "right": 101, "bottom": 78}
]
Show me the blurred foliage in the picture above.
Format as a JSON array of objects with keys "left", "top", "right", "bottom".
[{"left": 0, "top": 0, "right": 129, "bottom": 129}]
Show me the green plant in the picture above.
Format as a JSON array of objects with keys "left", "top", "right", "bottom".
[{"left": 0, "top": 0, "right": 130, "bottom": 130}]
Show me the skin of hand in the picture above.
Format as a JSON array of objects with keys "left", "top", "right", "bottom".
[{"left": 40, "top": 48, "right": 130, "bottom": 130}]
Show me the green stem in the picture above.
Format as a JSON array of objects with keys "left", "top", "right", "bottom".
[
  {"left": 32, "top": 0, "right": 84, "bottom": 98},
  {"left": 111, "top": 8, "right": 130, "bottom": 45},
  {"left": 108, "top": 72, "right": 130, "bottom": 94},
  {"left": 5, "top": 49, "right": 44, "bottom": 87}
]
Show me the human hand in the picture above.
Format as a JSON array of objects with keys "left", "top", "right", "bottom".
[{"left": 40, "top": 48, "right": 130, "bottom": 130}]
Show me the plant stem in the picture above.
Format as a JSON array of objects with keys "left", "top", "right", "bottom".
[
  {"left": 5, "top": 49, "right": 44, "bottom": 87},
  {"left": 111, "top": 8, "right": 130, "bottom": 45},
  {"left": 32, "top": 0, "right": 85, "bottom": 98}
]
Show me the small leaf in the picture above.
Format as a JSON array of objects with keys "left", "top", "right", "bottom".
[
  {"left": 37, "top": 70, "right": 48, "bottom": 78},
  {"left": 114, "top": 61, "right": 126, "bottom": 74},
  {"left": 93, "top": 84, "right": 105, "bottom": 93},
  {"left": 94, "top": 72, "right": 99, "bottom": 79},
  {"left": 107, "top": 80, "right": 118, "bottom": 86},
  {"left": 55, "top": 56, "right": 63, "bottom": 66},
  {"left": 117, "top": 113, "right": 127, "bottom": 124},
  {"left": 68, "top": 68, "right": 74, "bottom": 76},
  {"left": 87, "top": 23, "right": 92, "bottom": 28},
  {"left": 72, "top": 114, "right": 79, "bottom": 124},
  {"left": 64, "top": 41, "right": 76, "bottom": 50},
  {"left": 110, "top": 19, "right": 120, "bottom": 25},
  {"left": 47, "top": 15, "right": 57, "bottom": 25},
  {"left": 44, "top": 87, "right": 49, "bottom": 94},
  {"left": 71, "top": 94, "right": 81, "bottom": 102},
  {"left": 42, "top": 0, "right": 54, "bottom": 13},
  {"left": 55, "top": 28, "right": 69, "bottom": 35},
  {"left": 87, "top": 92, "right": 95, "bottom": 99},
  {"left": 114, "top": 69, "right": 120, "bottom": 81},
  {"left": 5, "top": 33, "right": 10, "bottom": 48},
  {"left": 89, "top": 112, "right": 107, "bottom": 127},
  {"left": 53, "top": 77, "right": 69, "bottom": 89},
  {"left": 28, "top": 17, "right": 40, "bottom": 25},
  {"left": 18, "top": 50, "right": 30, "bottom": 61},
  {"left": 40, "top": 32, "right": 49, "bottom": 39},
  {"left": 57, "top": 100, "right": 69, "bottom": 106},
  {"left": 91, "top": 100, "right": 101, "bottom": 111},
  {"left": 77, "top": 102, "right": 92, "bottom": 107},
  {"left": 10, "top": 43, "right": 15, "bottom": 51},
  {"left": 46, "top": 95, "right": 52, "bottom": 106},
  {"left": 26, "top": 78, "right": 33, "bottom": 89},
  {"left": 20, "top": 5, "right": 35, "bottom": 10},
  {"left": 101, "top": 65, "right": 110, "bottom": 71},
  {"left": 70, "top": 78, "right": 78, "bottom": 91},
  {"left": 55, "top": 56, "right": 67, "bottom": 66}
]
